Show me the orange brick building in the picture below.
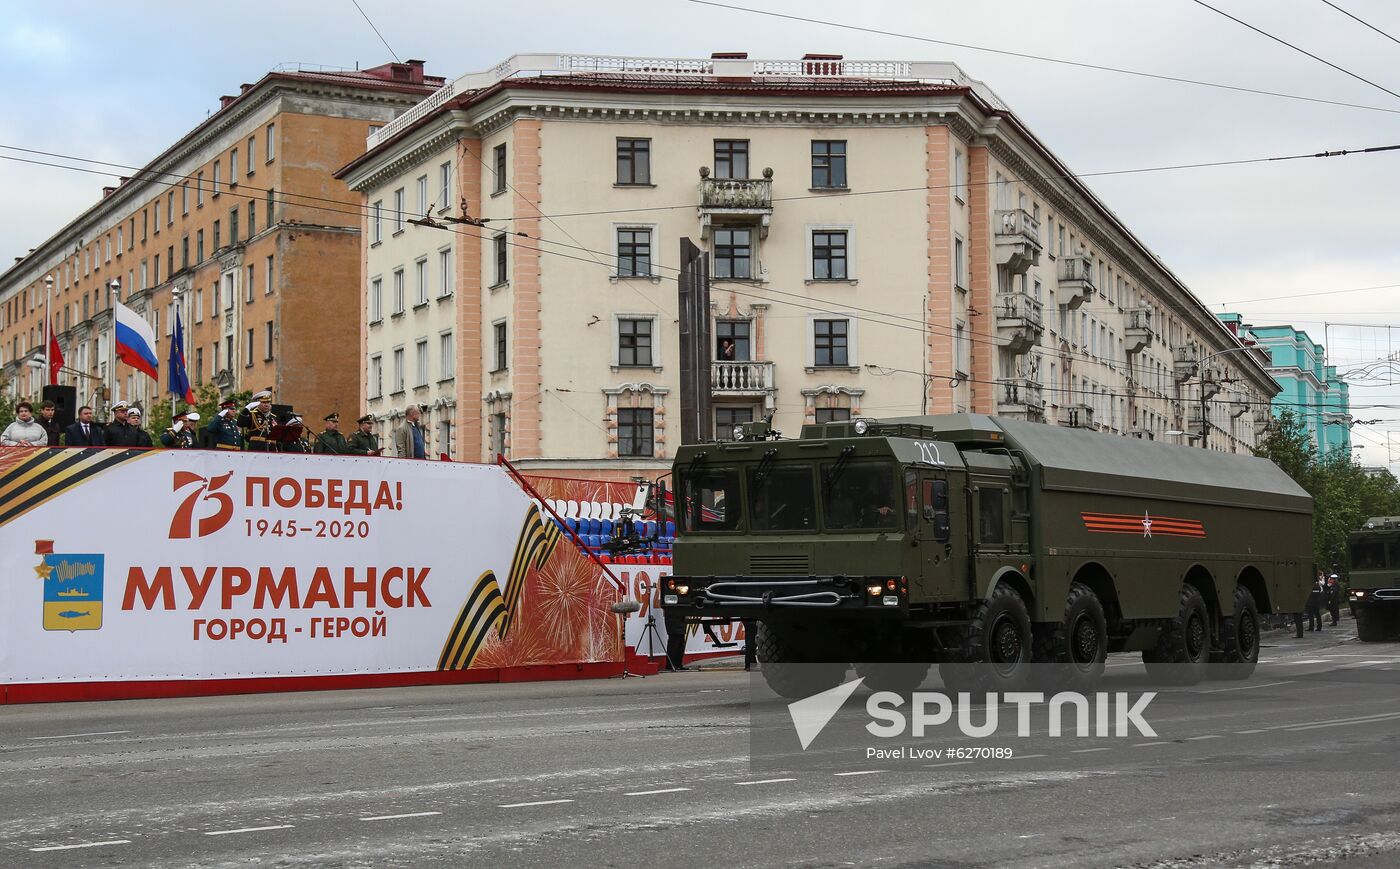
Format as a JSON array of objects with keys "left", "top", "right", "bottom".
[{"left": 0, "top": 61, "right": 443, "bottom": 425}]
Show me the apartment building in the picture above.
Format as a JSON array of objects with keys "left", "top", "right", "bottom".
[
  {"left": 338, "top": 52, "right": 1277, "bottom": 476},
  {"left": 0, "top": 61, "right": 443, "bottom": 422}
]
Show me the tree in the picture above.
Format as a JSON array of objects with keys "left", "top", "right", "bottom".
[
  {"left": 143, "top": 384, "right": 251, "bottom": 441},
  {"left": 0, "top": 373, "right": 15, "bottom": 432}
]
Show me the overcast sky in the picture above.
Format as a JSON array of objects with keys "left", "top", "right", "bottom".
[{"left": 4, "top": 0, "right": 1399, "bottom": 464}]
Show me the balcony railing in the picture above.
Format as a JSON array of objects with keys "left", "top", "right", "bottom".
[
  {"left": 700, "top": 177, "right": 773, "bottom": 210},
  {"left": 1061, "top": 403, "right": 1095, "bottom": 429},
  {"left": 712, "top": 359, "right": 775, "bottom": 394},
  {"left": 1125, "top": 307, "right": 1153, "bottom": 354},
  {"left": 999, "top": 378, "right": 1045, "bottom": 413},
  {"left": 993, "top": 209, "right": 1042, "bottom": 274},
  {"left": 1057, "top": 255, "right": 1096, "bottom": 309},
  {"left": 995, "top": 292, "right": 1044, "bottom": 355}
]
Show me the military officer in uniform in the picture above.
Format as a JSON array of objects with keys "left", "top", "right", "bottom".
[
  {"left": 314, "top": 412, "right": 350, "bottom": 455},
  {"left": 207, "top": 398, "right": 245, "bottom": 451},
  {"left": 161, "top": 410, "right": 200, "bottom": 449},
  {"left": 239, "top": 389, "right": 277, "bottom": 452},
  {"left": 281, "top": 416, "right": 312, "bottom": 453},
  {"left": 347, "top": 414, "right": 383, "bottom": 456}
]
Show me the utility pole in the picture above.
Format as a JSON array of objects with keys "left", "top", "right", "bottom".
[{"left": 677, "top": 238, "right": 712, "bottom": 445}]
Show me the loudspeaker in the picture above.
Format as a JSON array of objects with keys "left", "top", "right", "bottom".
[{"left": 41, "top": 384, "right": 77, "bottom": 431}]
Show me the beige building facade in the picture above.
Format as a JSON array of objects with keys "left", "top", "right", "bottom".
[{"left": 339, "top": 53, "right": 1276, "bottom": 476}]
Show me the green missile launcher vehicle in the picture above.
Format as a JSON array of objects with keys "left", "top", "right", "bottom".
[
  {"left": 666, "top": 413, "right": 1313, "bottom": 696},
  {"left": 1346, "top": 516, "right": 1400, "bottom": 641}
]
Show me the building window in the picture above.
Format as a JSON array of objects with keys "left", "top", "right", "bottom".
[
  {"left": 491, "top": 412, "right": 508, "bottom": 456},
  {"left": 213, "top": 220, "right": 221, "bottom": 251},
  {"left": 716, "top": 320, "right": 751, "bottom": 361},
  {"left": 230, "top": 148, "right": 239, "bottom": 183},
  {"left": 811, "top": 140, "right": 846, "bottom": 188},
  {"left": 493, "top": 321, "right": 507, "bottom": 372},
  {"left": 439, "top": 332, "right": 454, "bottom": 381},
  {"left": 212, "top": 162, "right": 221, "bottom": 197},
  {"left": 415, "top": 339, "right": 429, "bottom": 387},
  {"left": 153, "top": 202, "right": 161, "bottom": 234},
  {"left": 616, "top": 138, "right": 651, "bottom": 185},
  {"left": 439, "top": 161, "right": 452, "bottom": 211},
  {"left": 954, "top": 236, "right": 966, "bottom": 289},
  {"left": 438, "top": 249, "right": 453, "bottom": 297},
  {"left": 248, "top": 200, "right": 256, "bottom": 237},
  {"left": 955, "top": 321, "right": 970, "bottom": 375},
  {"left": 245, "top": 265, "right": 254, "bottom": 303},
  {"left": 266, "top": 188, "right": 275, "bottom": 225},
  {"left": 247, "top": 136, "right": 256, "bottom": 173},
  {"left": 417, "top": 175, "right": 429, "bottom": 218},
  {"left": 811, "top": 230, "right": 848, "bottom": 280},
  {"left": 814, "top": 319, "right": 849, "bottom": 367},
  {"left": 181, "top": 183, "right": 189, "bottom": 215},
  {"left": 713, "top": 228, "right": 751, "bottom": 279},
  {"left": 414, "top": 258, "right": 428, "bottom": 306},
  {"left": 391, "top": 347, "right": 404, "bottom": 393},
  {"left": 265, "top": 255, "right": 273, "bottom": 294},
  {"left": 815, "top": 407, "right": 851, "bottom": 424},
  {"left": 617, "top": 408, "right": 654, "bottom": 457},
  {"left": 195, "top": 347, "right": 204, "bottom": 385},
  {"left": 392, "top": 269, "right": 405, "bottom": 315},
  {"left": 392, "top": 188, "right": 405, "bottom": 232},
  {"left": 244, "top": 328, "right": 253, "bottom": 367},
  {"left": 142, "top": 209, "right": 149, "bottom": 241},
  {"left": 370, "top": 278, "right": 383, "bottom": 323},
  {"left": 372, "top": 200, "right": 382, "bottom": 244},
  {"left": 368, "top": 354, "right": 382, "bottom": 398},
  {"left": 616, "top": 228, "right": 652, "bottom": 277},
  {"left": 493, "top": 234, "right": 508, "bottom": 285},
  {"left": 266, "top": 123, "right": 275, "bottom": 162},
  {"left": 492, "top": 144, "right": 507, "bottom": 194},
  {"left": 117, "top": 226, "right": 124, "bottom": 252},
  {"left": 716, "top": 405, "right": 756, "bottom": 437},
  {"left": 264, "top": 321, "right": 274, "bottom": 360},
  {"left": 953, "top": 150, "right": 966, "bottom": 202},
  {"left": 713, "top": 139, "right": 748, "bottom": 179},
  {"left": 194, "top": 287, "right": 203, "bottom": 324},
  {"left": 230, "top": 207, "right": 239, "bottom": 245},
  {"left": 618, "top": 318, "right": 654, "bottom": 367}
]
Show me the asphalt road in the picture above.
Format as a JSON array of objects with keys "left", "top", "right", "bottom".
[{"left": 4, "top": 617, "right": 1400, "bottom": 869}]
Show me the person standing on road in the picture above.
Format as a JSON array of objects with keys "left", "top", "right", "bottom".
[
  {"left": 1327, "top": 574, "right": 1342, "bottom": 626},
  {"left": 1305, "top": 574, "right": 1326, "bottom": 632}
]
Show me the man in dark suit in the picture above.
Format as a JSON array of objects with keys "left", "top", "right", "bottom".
[{"left": 64, "top": 405, "right": 105, "bottom": 447}]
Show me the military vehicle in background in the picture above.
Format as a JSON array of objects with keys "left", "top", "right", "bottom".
[
  {"left": 665, "top": 414, "right": 1313, "bottom": 696},
  {"left": 1346, "top": 516, "right": 1400, "bottom": 641}
]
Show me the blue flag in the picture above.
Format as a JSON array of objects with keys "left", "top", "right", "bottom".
[{"left": 168, "top": 309, "right": 195, "bottom": 405}]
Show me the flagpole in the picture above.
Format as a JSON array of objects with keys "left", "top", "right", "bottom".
[
  {"left": 109, "top": 279, "right": 120, "bottom": 411},
  {"left": 43, "top": 274, "right": 53, "bottom": 390}
]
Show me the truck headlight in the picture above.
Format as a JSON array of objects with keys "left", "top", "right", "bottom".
[
  {"left": 867, "top": 584, "right": 883, "bottom": 597},
  {"left": 675, "top": 584, "right": 690, "bottom": 596},
  {"left": 853, "top": 419, "right": 869, "bottom": 435},
  {"left": 732, "top": 425, "right": 745, "bottom": 441}
]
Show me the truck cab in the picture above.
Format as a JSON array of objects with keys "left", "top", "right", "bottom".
[{"left": 1347, "top": 516, "right": 1400, "bottom": 641}]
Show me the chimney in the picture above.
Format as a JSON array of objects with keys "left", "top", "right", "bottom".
[
  {"left": 405, "top": 59, "right": 425, "bottom": 84},
  {"left": 240, "top": 82, "right": 253, "bottom": 94},
  {"left": 219, "top": 95, "right": 237, "bottom": 109},
  {"left": 102, "top": 186, "right": 116, "bottom": 198}
]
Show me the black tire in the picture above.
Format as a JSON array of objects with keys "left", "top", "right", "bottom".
[
  {"left": 1209, "top": 586, "right": 1260, "bottom": 680},
  {"left": 1142, "top": 584, "right": 1212, "bottom": 686},
  {"left": 755, "top": 622, "right": 848, "bottom": 699},
  {"left": 1356, "top": 607, "right": 1391, "bottom": 642},
  {"left": 1032, "top": 582, "right": 1108, "bottom": 692},
  {"left": 854, "top": 662, "right": 932, "bottom": 694},
  {"left": 939, "top": 583, "right": 1033, "bottom": 694}
]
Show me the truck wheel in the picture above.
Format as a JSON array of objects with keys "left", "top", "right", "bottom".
[
  {"left": 1209, "top": 586, "right": 1259, "bottom": 680},
  {"left": 1033, "top": 582, "right": 1107, "bottom": 692},
  {"left": 1142, "top": 584, "right": 1211, "bottom": 685},
  {"left": 1356, "top": 607, "right": 1391, "bottom": 642},
  {"left": 755, "top": 622, "right": 848, "bottom": 699},
  {"left": 939, "top": 583, "right": 1033, "bottom": 694},
  {"left": 854, "top": 662, "right": 931, "bottom": 694}
]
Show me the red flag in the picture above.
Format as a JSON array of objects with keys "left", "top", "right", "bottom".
[{"left": 46, "top": 315, "right": 63, "bottom": 386}]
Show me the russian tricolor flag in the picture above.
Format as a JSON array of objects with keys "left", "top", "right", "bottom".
[{"left": 114, "top": 301, "right": 159, "bottom": 381}]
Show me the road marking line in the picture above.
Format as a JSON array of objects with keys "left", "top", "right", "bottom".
[
  {"left": 359, "top": 811, "right": 442, "bottom": 821},
  {"left": 1287, "top": 712, "right": 1400, "bottom": 732},
  {"left": 1014, "top": 753, "right": 1047, "bottom": 759},
  {"left": 833, "top": 770, "right": 885, "bottom": 777},
  {"left": 1286, "top": 659, "right": 1330, "bottom": 665},
  {"left": 624, "top": 787, "right": 691, "bottom": 797},
  {"left": 1186, "top": 735, "right": 1222, "bottom": 741},
  {"left": 1133, "top": 741, "right": 1169, "bottom": 747},
  {"left": 925, "top": 760, "right": 974, "bottom": 768},
  {"left": 1269, "top": 710, "right": 1400, "bottom": 732},
  {"left": 1072, "top": 747, "right": 1111, "bottom": 753},
  {"left": 499, "top": 799, "right": 575, "bottom": 809},
  {"left": 1234, "top": 729, "right": 1265, "bottom": 734},
  {"left": 1359, "top": 660, "right": 1390, "bottom": 665},
  {"left": 736, "top": 778, "right": 797, "bottom": 786},
  {"left": 29, "top": 840, "right": 131, "bottom": 852},
  {"left": 204, "top": 825, "right": 293, "bottom": 836},
  {"left": 1198, "top": 680, "right": 1291, "bottom": 693},
  {"left": 28, "top": 730, "right": 131, "bottom": 740}
]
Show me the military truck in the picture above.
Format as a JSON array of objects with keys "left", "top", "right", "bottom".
[
  {"left": 1346, "top": 516, "right": 1400, "bottom": 641},
  {"left": 665, "top": 414, "right": 1313, "bottom": 696}
]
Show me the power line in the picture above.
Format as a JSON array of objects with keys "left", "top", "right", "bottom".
[
  {"left": 1189, "top": 0, "right": 1400, "bottom": 102},
  {"left": 350, "top": 0, "right": 400, "bottom": 64},
  {"left": 1318, "top": 0, "right": 1400, "bottom": 48},
  {"left": 686, "top": 0, "right": 1400, "bottom": 116}
]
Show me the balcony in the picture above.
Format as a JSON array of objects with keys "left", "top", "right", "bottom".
[
  {"left": 1173, "top": 344, "right": 1199, "bottom": 382},
  {"left": 994, "top": 209, "right": 1042, "bottom": 274},
  {"left": 1124, "top": 307, "right": 1153, "bottom": 354},
  {"left": 1061, "top": 403, "right": 1095, "bottom": 429},
  {"left": 712, "top": 359, "right": 776, "bottom": 403},
  {"left": 699, "top": 170, "right": 773, "bottom": 239},
  {"left": 995, "top": 292, "right": 1044, "bottom": 355},
  {"left": 998, "top": 378, "right": 1045, "bottom": 419},
  {"left": 1185, "top": 404, "right": 1206, "bottom": 433},
  {"left": 1057, "top": 255, "right": 1096, "bottom": 309}
]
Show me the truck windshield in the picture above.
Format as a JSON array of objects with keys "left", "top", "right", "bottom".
[
  {"left": 1351, "top": 540, "right": 1388, "bottom": 569},
  {"left": 678, "top": 468, "right": 741, "bottom": 532},
  {"left": 748, "top": 465, "right": 817, "bottom": 532},
  {"left": 822, "top": 461, "right": 900, "bottom": 531}
]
